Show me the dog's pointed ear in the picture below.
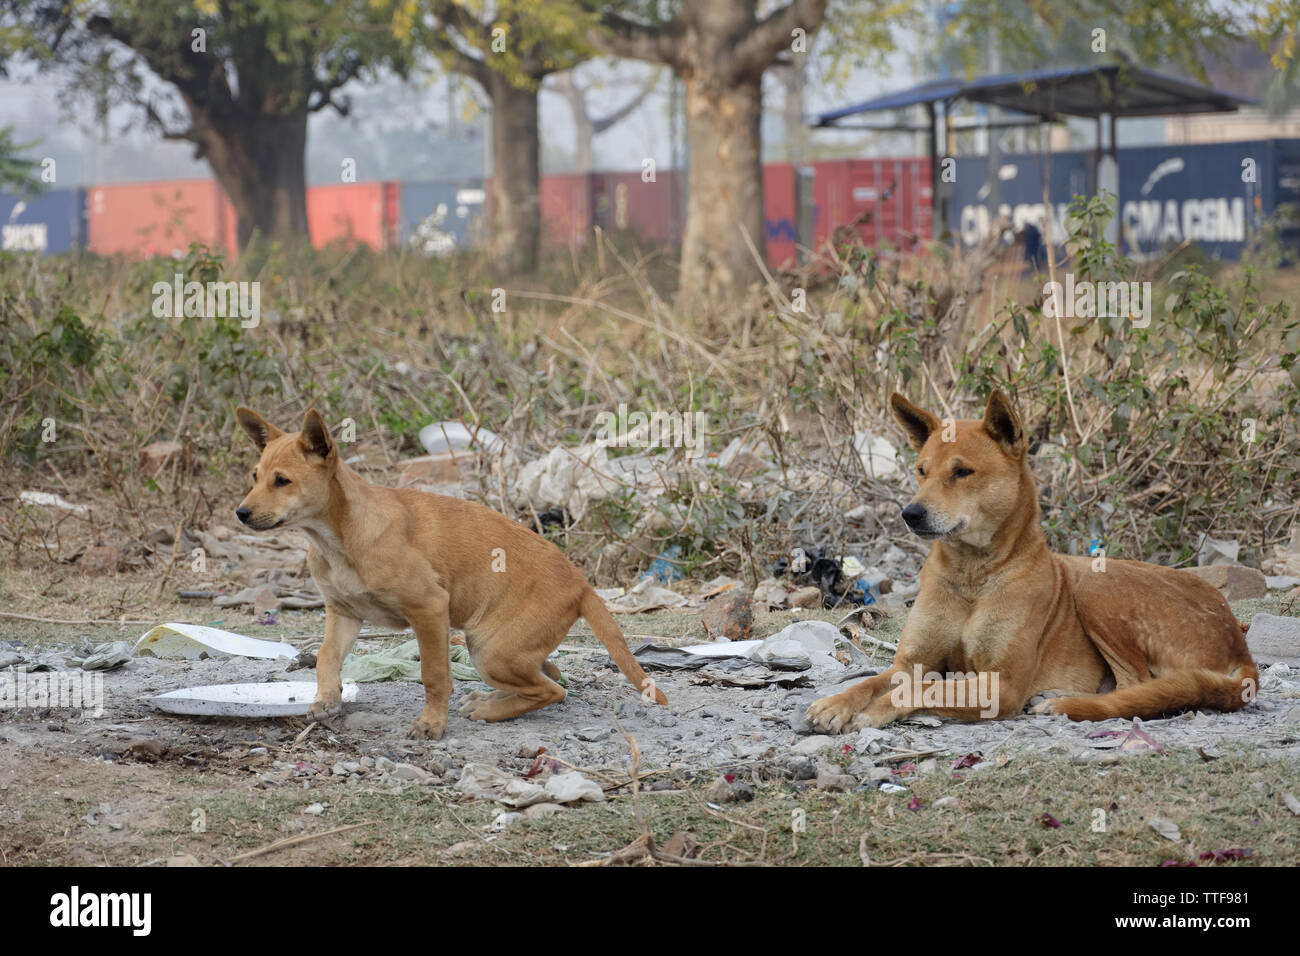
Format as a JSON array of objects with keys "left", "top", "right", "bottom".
[
  {"left": 890, "top": 392, "right": 941, "bottom": 452},
  {"left": 983, "top": 390, "right": 1025, "bottom": 454},
  {"left": 236, "top": 407, "right": 283, "bottom": 452},
  {"left": 299, "top": 408, "right": 336, "bottom": 461}
]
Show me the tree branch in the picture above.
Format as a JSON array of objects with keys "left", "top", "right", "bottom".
[
  {"left": 588, "top": 11, "right": 685, "bottom": 69},
  {"left": 729, "top": 0, "right": 829, "bottom": 80},
  {"left": 593, "top": 67, "right": 662, "bottom": 133}
]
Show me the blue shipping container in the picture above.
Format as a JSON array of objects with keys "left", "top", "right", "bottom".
[
  {"left": 949, "top": 139, "right": 1300, "bottom": 261},
  {"left": 398, "top": 181, "right": 485, "bottom": 255},
  {"left": 0, "top": 187, "right": 87, "bottom": 254}
]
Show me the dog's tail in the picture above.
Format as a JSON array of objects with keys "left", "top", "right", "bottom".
[
  {"left": 579, "top": 589, "right": 669, "bottom": 705},
  {"left": 1053, "top": 664, "right": 1258, "bottom": 722}
]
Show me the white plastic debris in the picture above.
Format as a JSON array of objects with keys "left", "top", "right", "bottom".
[
  {"left": 134, "top": 623, "right": 299, "bottom": 661},
  {"left": 544, "top": 771, "right": 606, "bottom": 804},
  {"left": 749, "top": 620, "right": 844, "bottom": 675},
  {"left": 147, "top": 681, "right": 357, "bottom": 717},
  {"left": 418, "top": 421, "right": 503, "bottom": 456},
  {"left": 853, "top": 432, "right": 900, "bottom": 477},
  {"left": 1197, "top": 536, "right": 1240, "bottom": 567},
  {"left": 19, "top": 491, "right": 90, "bottom": 515}
]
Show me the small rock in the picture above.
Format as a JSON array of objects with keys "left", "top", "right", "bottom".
[
  {"left": 784, "top": 757, "right": 816, "bottom": 780},
  {"left": 165, "top": 854, "right": 201, "bottom": 866},
  {"left": 789, "top": 586, "right": 823, "bottom": 609},
  {"left": 139, "top": 440, "right": 191, "bottom": 474},
  {"left": 374, "top": 756, "right": 398, "bottom": 773},
  {"left": 523, "top": 802, "right": 567, "bottom": 820},
  {"left": 390, "top": 763, "right": 431, "bottom": 783},
  {"left": 515, "top": 739, "right": 544, "bottom": 759},
  {"left": 1184, "top": 565, "right": 1267, "bottom": 601},
  {"left": 932, "top": 796, "right": 958, "bottom": 808},
  {"left": 814, "top": 768, "right": 857, "bottom": 792},
  {"left": 441, "top": 840, "right": 479, "bottom": 857},
  {"left": 1283, "top": 793, "right": 1300, "bottom": 816},
  {"left": 251, "top": 586, "right": 280, "bottom": 617},
  {"left": 1245, "top": 613, "right": 1300, "bottom": 667},
  {"left": 1149, "top": 817, "right": 1181, "bottom": 841},
  {"left": 80, "top": 544, "right": 122, "bottom": 577},
  {"left": 302, "top": 803, "right": 326, "bottom": 815},
  {"left": 701, "top": 588, "right": 754, "bottom": 641},
  {"left": 792, "top": 734, "right": 834, "bottom": 756},
  {"left": 706, "top": 776, "right": 755, "bottom": 803}
]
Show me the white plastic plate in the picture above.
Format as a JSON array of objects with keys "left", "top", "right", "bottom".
[{"left": 147, "top": 681, "right": 358, "bottom": 717}]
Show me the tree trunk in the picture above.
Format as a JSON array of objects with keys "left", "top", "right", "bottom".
[
  {"left": 488, "top": 74, "right": 541, "bottom": 273},
  {"left": 678, "top": 73, "right": 765, "bottom": 307},
  {"left": 202, "top": 110, "right": 310, "bottom": 251}
]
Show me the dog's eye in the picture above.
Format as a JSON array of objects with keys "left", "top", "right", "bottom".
[
  {"left": 274, "top": 475, "right": 291, "bottom": 487},
  {"left": 252, "top": 471, "right": 257, "bottom": 482},
  {"left": 954, "top": 467, "right": 974, "bottom": 478},
  {"left": 917, "top": 466, "right": 926, "bottom": 477}
]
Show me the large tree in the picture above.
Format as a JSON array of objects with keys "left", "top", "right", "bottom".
[
  {"left": 422, "top": 1, "right": 593, "bottom": 272},
  {"left": 589, "top": 1, "right": 836, "bottom": 307},
  {"left": 8, "top": 1, "right": 414, "bottom": 249}
]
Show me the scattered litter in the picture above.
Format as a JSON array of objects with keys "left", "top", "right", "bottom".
[
  {"left": 1283, "top": 793, "right": 1300, "bottom": 816},
  {"left": 642, "top": 546, "right": 685, "bottom": 583},
  {"left": 147, "top": 681, "right": 358, "bottom": 717},
  {"left": 1086, "top": 721, "right": 1166, "bottom": 754},
  {"left": 1149, "top": 817, "right": 1182, "bottom": 842},
  {"left": 18, "top": 490, "right": 89, "bottom": 516},
  {"left": 879, "top": 782, "right": 907, "bottom": 793},
  {"left": 1197, "top": 536, "right": 1240, "bottom": 567},
  {"left": 1199, "top": 848, "right": 1250, "bottom": 862},
  {"left": 1040, "top": 813, "right": 1062, "bottom": 829},
  {"left": 604, "top": 578, "right": 688, "bottom": 614},
  {"left": 419, "top": 421, "right": 502, "bottom": 456},
  {"left": 544, "top": 771, "right": 605, "bottom": 804},
  {"left": 302, "top": 803, "right": 326, "bottom": 816},
  {"left": 339, "top": 640, "right": 481, "bottom": 683},
  {"left": 134, "top": 623, "right": 299, "bottom": 661}
]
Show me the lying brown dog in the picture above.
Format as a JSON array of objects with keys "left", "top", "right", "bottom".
[
  {"left": 808, "top": 390, "right": 1258, "bottom": 732},
  {"left": 234, "top": 407, "right": 666, "bottom": 739}
]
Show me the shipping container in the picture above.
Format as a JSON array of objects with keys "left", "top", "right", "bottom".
[
  {"left": 764, "top": 163, "right": 799, "bottom": 268},
  {"left": 948, "top": 139, "right": 1300, "bottom": 261},
  {"left": 591, "top": 170, "right": 684, "bottom": 245},
  {"left": 87, "top": 180, "right": 237, "bottom": 259},
  {"left": 398, "top": 180, "right": 485, "bottom": 254},
  {"left": 538, "top": 173, "right": 596, "bottom": 249},
  {"left": 810, "top": 158, "right": 933, "bottom": 252},
  {"left": 0, "top": 187, "right": 87, "bottom": 254},
  {"left": 307, "top": 182, "right": 396, "bottom": 250}
]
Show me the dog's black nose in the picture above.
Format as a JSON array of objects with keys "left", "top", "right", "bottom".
[
  {"left": 901, "top": 504, "right": 926, "bottom": 528},
  {"left": 235, "top": 506, "right": 252, "bottom": 525}
]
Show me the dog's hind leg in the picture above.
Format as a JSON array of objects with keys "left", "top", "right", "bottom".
[{"left": 458, "top": 624, "right": 566, "bottom": 723}]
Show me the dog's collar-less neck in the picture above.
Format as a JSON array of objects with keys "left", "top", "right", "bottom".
[{"left": 298, "top": 465, "right": 369, "bottom": 556}]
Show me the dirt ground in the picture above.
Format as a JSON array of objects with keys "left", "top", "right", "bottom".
[{"left": 1, "top": 564, "right": 1297, "bottom": 867}]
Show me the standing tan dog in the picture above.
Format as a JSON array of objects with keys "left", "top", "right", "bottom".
[
  {"left": 234, "top": 407, "right": 667, "bottom": 739},
  {"left": 807, "top": 390, "right": 1258, "bottom": 732}
]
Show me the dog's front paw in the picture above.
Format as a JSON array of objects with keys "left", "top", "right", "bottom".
[
  {"left": 307, "top": 696, "right": 344, "bottom": 724},
  {"left": 407, "top": 714, "right": 447, "bottom": 740},
  {"left": 806, "top": 693, "right": 870, "bottom": 735},
  {"left": 1028, "top": 691, "right": 1065, "bottom": 716}
]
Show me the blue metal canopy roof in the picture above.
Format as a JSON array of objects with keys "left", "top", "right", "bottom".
[{"left": 814, "top": 64, "right": 1254, "bottom": 127}]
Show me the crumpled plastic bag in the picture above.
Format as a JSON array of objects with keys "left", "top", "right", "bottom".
[{"left": 340, "top": 640, "right": 481, "bottom": 682}]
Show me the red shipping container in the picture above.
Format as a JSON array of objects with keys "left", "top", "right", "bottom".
[
  {"left": 811, "top": 158, "right": 932, "bottom": 252},
  {"left": 763, "top": 163, "right": 798, "bottom": 268},
  {"left": 592, "top": 170, "right": 683, "bottom": 244},
  {"left": 307, "top": 182, "right": 392, "bottom": 250},
  {"left": 87, "top": 180, "right": 237, "bottom": 259},
  {"left": 538, "top": 173, "right": 595, "bottom": 249}
]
